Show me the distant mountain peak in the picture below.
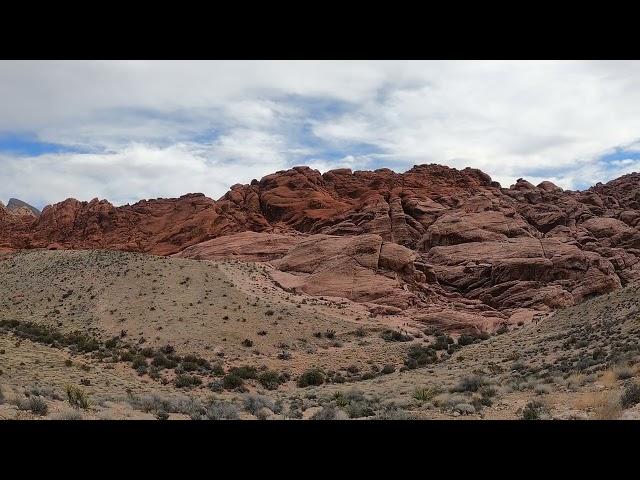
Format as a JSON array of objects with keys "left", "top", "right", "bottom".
[{"left": 6, "top": 198, "right": 41, "bottom": 217}]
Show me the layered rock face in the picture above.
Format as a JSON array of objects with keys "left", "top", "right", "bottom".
[{"left": 3, "top": 164, "right": 640, "bottom": 331}]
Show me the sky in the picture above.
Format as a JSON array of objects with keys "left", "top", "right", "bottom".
[{"left": 2, "top": 60, "right": 640, "bottom": 209}]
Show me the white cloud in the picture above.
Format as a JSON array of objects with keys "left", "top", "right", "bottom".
[
  {"left": 0, "top": 134, "right": 293, "bottom": 208},
  {"left": 2, "top": 60, "right": 640, "bottom": 206}
]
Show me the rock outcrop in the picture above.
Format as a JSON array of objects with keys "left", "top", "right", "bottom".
[
  {"left": 6, "top": 198, "right": 41, "bottom": 217},
  {"left": 3, "top": 164, "right": 640, "bottom": 332}
]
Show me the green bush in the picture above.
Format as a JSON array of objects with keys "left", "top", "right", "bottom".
[
  {"left": 151, "top": 353, "right": 177, "bottom": 369},
  {"left": 451, "top": 375, "right": 487, "bottom": 393},
  {"left": 258, "top": 370, "right": 282, "bottom": 390},
  {"left": 18, "top": 396, "right": 48, "bottom": 415},
  {"left": 381, "top": 364, "right": 396, "bottom": 374},
  {"left": 65, "top": 385, "right": 90, "bottom": 409},
  {"left": 297, "top": 368, "right": 325, "bottom": 387},
  {"left": 457, "top": 334, "right": 476, "bottom": 346},
  {"left": 521, "top": 400, "right": 549, "bottom": 420},
  {"left": 413, "top": 386, "right": 440, "bottom": 402},
  {"left": 222, "top": 373, "right": 244, "bottom": 390},
  {"left": 132, "top": 355, "right": 147, "bottom": 369},
  {"left": 174, "top": 374, "right": 202, "bottom": 388},
  {"left": 433, "top": 335, "right": 454, "bottom": 351},
  {"left": 229, "top": 365, "right": 258, "bottom": 379},
  {"left": 404, "top": 345, "right": 437, "bottom": 369},
  {"left": 380, "top": 330, "right": 411, "bottom": 342}
]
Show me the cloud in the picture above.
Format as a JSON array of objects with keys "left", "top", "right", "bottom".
[
  {"left": 2, "top": 60, "right": 640, "bottom": 207},
  {"left": 0, "top": 134, "right": 294, "bottom": 208}
]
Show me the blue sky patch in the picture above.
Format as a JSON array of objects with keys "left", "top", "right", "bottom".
[{"left": 0, "top": 133, "right": 87, "bottom": 156}]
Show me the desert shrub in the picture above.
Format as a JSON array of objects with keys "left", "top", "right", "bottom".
[
  {"left": 17, "top": 396, "right": 48, "bottom": 415},
  {"left": 209, "top": 361, "right": 225, "bottom": 376},
  {"left": 173, "top": 397, "right": 205, "bottom": 419},
  {"left": 205, "top": 400, "right": 239, "bottom": 420},
  {"left": 29, "top": 385, "right": 62, "bottom": 400},
  {"left": 480, "top": 385, "right": 497, "bottom": 398},
  {"left": 614, "top": 366, "right": 635, "bottom": 380},
  {"left": 521, "top": 400, "right": 549, "bottom": 420},
  {"left": 151, "top": 353, "right": 177, "bottom": 369},
  {"left": 330, "top": 390, "right": 376, "bottom": 418},
  {"left": 53, "top": 409, "right": 83, "bottom": 420},
  {"left": 278, "top": 350, "right": 292, "bottom": 360},
  {"left": 477, "top": 331, "right": 491, "bottom": 340},
  {"left": 141, "top": 347, "right": 155, "bottom": 358},
  {"left": 495, "top": 324, "right": 509, "bottom": 335},
  {"left": 243, "top": 394, "right": 275, "bottom": 415},
  {"left": 346, "top": 364, "right": 360, "bottom": 374},
  {"left": 241, "top": 339, "right": 254, "bottom": 347},
  {"left": 374, "top": 406, "right": 416, "bottom": 420},
  {"left": 229, "top": 365, "right": 258, "bottom": 379},
  {"left": 131, "top": 394, "right": 175, "bottom": 414},
  {"left": 451, "top": 375, "right": 487, "bottom": 393},
  {"left": 472, "top": 395, "right": 493, "bottom": 410},
  {"left": 160, "top": 343, "right": 175, "bottom": 354},
  {"left": 381, "top": 364, "right": 396, "bottom": 374},
  {"left": 132, "top": 355, "right": 147, "bottom": 369},
  {"left": 345, "top": 399, "right": 375, "bottom": 418},
  {"left": 119, "top": 350, "right": 135, "bottom": 362},
  {"left": 297, "top": 368, "right": 325, "bottom": 387},
  {"left": 208, "top": 379, "right": 224, "bottom": 392},
  {"left": 534, "top": 384, "right": 552, "bottom": 395},
  {"left": 174, "top": 374, "right": 202, "bottom": 388},
  {"left": 258, "top": 370, "right": 282, "bottom": 390},
  {"left": 380, "top": 330, "right": 411, "bottom": 342},
  {"left": 311, "top": 405, "right": 343, "bottom": 420},
  {"left": 453, "top": 403, "right": 475, "bottom": 415},
  {"left": 149, "top": 367, "right": 160, "bottom": 380},
  {"left": 65, "top": 385, "right": 90, "bottom": 409},
  {"left": 325, "top": 329, "right": 336, "bottom": 339},
  {"left": 183, "top": 354, "right": 211, "bottom": 370},
  {"left": 413, "top": 385, "right": 441, "bottom": 402},
  {"left": 156, "top": 410, "right": 169, "bottom": 420},
  {"left": 620, "top": 382, "right": 640, "bottom": 408},
  {"left": 222, "top": 373, "right": 245, "bottom": 390},
  {"left": 181, "top": 361, "right": 199, "bottom": 372},
  {"left": 404, "top": 345, "right": 437, "bottom": 369},
  {"left": 457, "top": 334, "right": 476, "bottom": 346},
  {"left": 433, "top": 335, "right": 454, "bottom": 350}
]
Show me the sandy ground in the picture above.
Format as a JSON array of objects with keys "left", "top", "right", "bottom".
[{"left": 1, "top": 249, "right": 639, "bottom": 420}]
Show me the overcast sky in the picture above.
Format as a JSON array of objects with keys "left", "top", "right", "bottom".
[{"left": 2, "top": 60, "right": 640, "bottom": 209}]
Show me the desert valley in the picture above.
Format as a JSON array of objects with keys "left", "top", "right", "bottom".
[{"left": 2, "top": 164, "right": 640, "bottom": 420}]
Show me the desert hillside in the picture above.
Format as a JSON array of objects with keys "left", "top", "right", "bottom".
[
  {"left": 1, "top": 249, "right": 639, "bottom": 420},
  {"left": 2, "top": 164, "right": 640, "bottom": 334}
]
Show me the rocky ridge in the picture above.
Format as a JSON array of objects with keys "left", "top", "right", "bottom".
[{"left": 3, "top": 164, "right": 640, "bottom": 331}]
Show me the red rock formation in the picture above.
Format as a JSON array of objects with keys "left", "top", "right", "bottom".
[{"left": 2, "top": 164, "right": 640, "bottom": 332}]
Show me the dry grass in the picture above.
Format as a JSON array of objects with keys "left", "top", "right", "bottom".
[
  {"left": 573, "top": 390, "right": 622, "bottom": 420},
  {"left": 599, "top": 370, "right": 617, "bottom": 387}
]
